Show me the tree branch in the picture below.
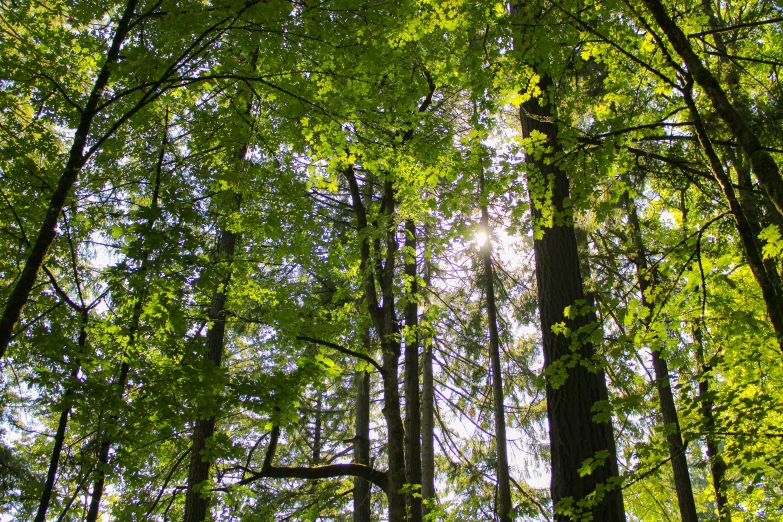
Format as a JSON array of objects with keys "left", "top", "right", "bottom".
[
  {"left": 232, "top": 424, "right": 388, "bottom": 491},
  {"left": 236, "top": 463, "right": 388, "bottom": 491},
  {"left": 689, "top": 16, "right": 783, "bottom": 38},
  {"left": 296, "top": 335, "right": 384, "bottom": 375}
]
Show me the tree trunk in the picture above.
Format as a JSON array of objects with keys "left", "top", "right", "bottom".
[
  {"left": 35, "top": 312, "right": 87, "bottom": 522},
  {"left": 479, "top": 170, "right": 513, "bottom": 522},
  {"left": 86, "top": 121, "right": 168, "bottom": 522},
  {"left": 381, "top": 341, "right": 408, "bottom": 522},
  {"left": 640, "top": 0, "right": 783, "bottom": 219},
  {"left": 515, "top": 67, "right": 625, "bottom": 519},
  {"left": 0, "top": 0, "right": 138, "bottom": 358},
  {"left": 420, "top": 235, "right": 436, "bottom": 517},
  {"left": 85, "top": 361, "right": 131, "bottom": 522},
  {"left": 404, "top": 219, "right": 422, "bottom": 522},
  {"left": 693, "top": 323, "right": 731, "bottom": 521},
  {"left": 681, "top": 89, "right": 783, "bottom": 351},
  {"left": 354, "top": 366, "right": 372, "bottom": 522},
  {"left": 183, "top": 226, "right": 238, "bottom": 522},
  {"left": 313, "top": 392, "right": 323, "bottom": 465},
  {"left": 625, "top": 195, "right": 699, "bottom": 522},
  {"left": 345, "top": 171, "right": 408, "bottom": 522}
]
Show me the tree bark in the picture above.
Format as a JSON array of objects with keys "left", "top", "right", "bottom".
[
  {"left": 0, "top": 0, "right": 138, "bottom": 358},
  {"left": 479, "top": 170, "right": 513, "bottom": 522},
  {"left": 354, "top": 366, "right": 372, "bottom": 522},
  {"left": 514, "top": 65, "right": 625, "bottom": 520},
  {"left": 693, "top": 323, "right": 731, "bottom": 521},
  {"left": 313, "top": 392, "right": 323, "bottom": 465},
  {"left": 640, "top": 0, "right": 783, "bottom": 218},
  {"left": 345, "top": 170, "right": 407, "bottom": 522},
  {"left": 86, "top": 119, "right": 168, "bottom": 522},
  {"left": 681, "top": 88, "right": 783, "bottom": 350},
  {"left": 404, "top": 219, "right": 422, "bottom": 522},
  {"left": 625, "top": 195, "right": 699, "bottom": 522},
  {"left": 420, "top": 233, "right": 436, "bottom": 517},
  {"left": 35, "top": 312, "right": 87, "bottom": 522},
  {"left": 183, "top": 225, "right": 238, "bottom": 522}
]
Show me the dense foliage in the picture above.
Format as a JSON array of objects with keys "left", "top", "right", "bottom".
[{"left": 2, "top": 0, "right": 782, "bottom": 520}]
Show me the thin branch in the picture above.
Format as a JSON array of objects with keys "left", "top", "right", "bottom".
[
  {"left": 689, "top": 16, "right": 783, "bottom": 38},
  {"left": 296, "top": 335, "right": 384, "bottom": 375},
  {"left": 235, "top": 462, "right": 388, "bottom": 491}
]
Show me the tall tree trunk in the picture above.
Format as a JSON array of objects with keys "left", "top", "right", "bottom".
[
  {"left": 404, "top": 219, "right": 423, "bottom": 522},
  {"left": 380, "top": 340, "right": 407, "bottom": 522},
  {"left": 681, "top": 88, "right": 783, "bottom": 351},
  {"left": 354, "top": 363, "right": 372, "bottom": 522},
  {"left": 639, "top": 0, "right": 783, "bottom": 219},
  {"left": 35, "top": 311, "right": 87, "bottom": 522},
  {"left": 86, "top": 120, "right": 168, "bottom": 522},
  {"left": 693, "top": 322, "right": 731, "bottom": 521},
  {"left": 313, "top": 392, "right": 323, "bottom": 465},
  {"left": 625, "top": 195, "right": 699, "bottom": 522},
  {"left": 345, "top": 170, "right": 407, "bottom": 521},
  {"left": 420, "top": 231, "right": 436, "bottom": 517},
  {"left": 479, "top": 170, "right": 513, "bottom": 522},
  {"left": 0, "top": 0, "right": 138, "bottom": 358},
  {"left": 85, "top": 361, "right": 131, "bottom": 522},
  {"left": 509, "top": 26, "right": 626, "bottom": 513},
  {"left": 183, "top": 225, "right": 238, "bottom": 522},
  {"left": 183, "top": 57, "right": 257, "bottom": 518}
]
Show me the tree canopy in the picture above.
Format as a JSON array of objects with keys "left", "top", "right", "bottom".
[{"left": 2, "top": 0, "right": 783, "bottom": 520}]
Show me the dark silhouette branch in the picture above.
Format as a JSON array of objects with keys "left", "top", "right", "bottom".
[
  {"left": 296, "top": 335, "right": 384, "bottom": 375},
  {"left": 229, "top": 425, "right": 388, "bottom": 491}
]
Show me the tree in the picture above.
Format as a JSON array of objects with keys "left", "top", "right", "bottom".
[{"left": 5, "top": 0, "right": 783, "bottom": 520}]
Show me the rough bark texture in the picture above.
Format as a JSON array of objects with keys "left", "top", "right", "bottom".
[
  {"left": 354, "top": 368, "right": 372, "bottom": 522},
  {"left": 420, "top": 245, "right": 436, "bottom": 517},
  {"left": 682, "top": 90, "right": 783, "bottom": 350},
  {"left": 345, "top": 170, "right": 407, "bottom": 522},
  {"left": 183, "top": 227, "right": 237, "bottom": 522},
  {"left": 693, "top": 324, "right": 731, "bottom": 521},
  {"left": 640, "top": 0, "right": 783, "bottom": 218},
  {"left": 518, "top": 73, "right": 625, "bottom": 521},
  {"left": 626, "top": 196, "right": 699, "bottom": 522},
  {"left": 479, "top": 171, "right": 513, "bottom": 522},
  {"left": 404, "top": 219, "right": 422, "bottom": 522},
  {"left": 86, "top": 123, "right": 167, "bottom": 522},
  {"left": 0, "top": 0, "right": 138, "bottom": 358},
  {"left": 35, "top": 314, "right": 87, "bottom": 522}
]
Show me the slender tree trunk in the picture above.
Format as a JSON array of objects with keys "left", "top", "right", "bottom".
[
  {"left": 420, "top": 235, "right": 436, "bottom": 517},
  {"left": 85, "top": 361, "right": 131, "bottom": 522},
  {"left": 345, "top": 171, "right": 407, "bottom": 521},
  {"left": 510, "top": 43, "right": 625, "bottom": 516},
  {"left": 0, "top": 0, "right": 138, "bottom": 358},
  {"left": 692, "top": 323, "right": 731, "bottom": 521},
  {"left": 479, "top": 170, "right": 513, "bottom": 522},
  {"left": 183, "top": 59, "right": 257, "bottom": 518},
  {"left": 35, "top": 312, "right": 87, "bottom": 522},
  {"left": 381, "top": 341, "right": 408, "bottom": 522},
  {"left": 86, "top": 121, "right": 168, "bottom": 522},
  {"left": 354, "top": 363, "right": 372, "bottom": 522},
  {"left": 404, "top": 219, "right": 422, "bottom": 522},
  {"left": 313, "top": 392, "right": 323, "bottom": 465},
  {"left": 625, "top": 195, "right": 699, "bottom": 522},
  {"left": 681, "top": 89, "right": 783, "bottom": 350},
  {"left": 640, "top": 0, "right": 783, "bottom": 218},
  {"left": 183, "top": 225, "right": 238, "bottom": 522}
]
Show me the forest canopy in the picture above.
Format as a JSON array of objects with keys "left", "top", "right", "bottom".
[{"left": 1, "top": 0, "right": 782, "bottom": 520}]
